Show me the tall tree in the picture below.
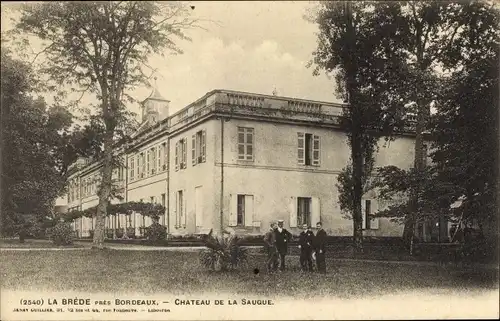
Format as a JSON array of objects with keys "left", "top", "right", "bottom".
[
  {"left": 372, "top": 1, "right": 498, "bottom": 252},
  {"left": 0, "top": 50, "right": 78, "bottom": 238},
  {"left": 309, "top": 2, "right": 409, "bottom": 250},
  {"left": 431, "top": 2, "right": 499, "bottom": 247},
  {"left": 13, "top": 2, "right": 199, "bottom": 248}
]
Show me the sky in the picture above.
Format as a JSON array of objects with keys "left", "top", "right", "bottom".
[{"left": 1, "top": 1, "right": 340, "bottom": 121}]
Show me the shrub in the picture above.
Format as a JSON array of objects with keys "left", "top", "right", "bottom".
[
  {"left": 26, "top": 221, "right": 45, "bottom": 239},
  {"left": 199, "top": 229, "right": 248, "bottom": 271},
  {"left": 50, "top": 222, "right": 74, "bottom": 246},
  {"left": 126, "top": 227, "right": 135, "bottom": 238},
  {"left": 145, "top": 222, "right": 167, "bottom": 242},
  {"left": 115, "top": 228, "right": 124, "bottom": 239}
]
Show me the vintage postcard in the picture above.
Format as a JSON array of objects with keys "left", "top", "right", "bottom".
[{"left": 1, "top": 1, "right": 499, "bottom": 320}]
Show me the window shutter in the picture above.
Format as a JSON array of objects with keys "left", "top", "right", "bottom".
[
  {"left": 136, "top": 155, "right": 140, "bottom": 178},
  {"left": 244, "top": 195, "right": 254, "bottom": 227},
  {"left": 311, "top": 197, "right": 320, "bottom": 226},
  {"left": 195, "top": 187, "right": 203, "bottom": 227},
  {"left": 183, "top": 190, "right": 187, "bottom": 227},
  {"left": 192, "top": 134, "right": 197, "bottom": 166},
  {"left": 174, "top": 192, "right": 178, "bottom": 227},
  {"left": 312, "top": 135, "right": 321, "bottom": 166},
  {"left": 146, "top": 150, "right": 150, "bottom": 174},
  {"left": 361, "top": 200, "right": 367, "bottom": 230},
  {"left": 175, "top": 142, "right": 179, "bottom": 171},
  {"left": 183, "top": 140, "right": 187, "bottom": 168},
  {"left": 157, "top": 146, "right": 161, "bottom": 170},
  {"left": 201, "top": 130, "right": 206, "bottom": 162},
  {"left": 163, "top": 143, "right": 168, "bottom": 169},
  {"left": 371, "top": 199, "right": 380, "bottom": 229},
  {"left": 289, "top": 196, "right": 297, "bottom": 227},
  {"left": 229, "top": 194, "right": 237, "bottom": 226},
  {"left": 297, "top": 133, "right": 305, "bottom": 165},
  {"left": 151, "top": 147, "right": 156, "bottom": 174}
]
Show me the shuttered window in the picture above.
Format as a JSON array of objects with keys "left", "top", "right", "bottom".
[
  {"left": 130, "top": 157, "right": 135, "bottom": 181},
  {"left": 151, "top": 147, "right": 157, "bottom": 175},
  {"left": 297, "top": 132, "right": 321, "bottom": 166},
  {"left": 162, "top": 142, "right": 168, "bottom": 171},
  {"left": 192, "top": 130, "right": 207, "bottom": 166},
  {"left": 140, "top": 153, "right": 145, "bottom": 178}
]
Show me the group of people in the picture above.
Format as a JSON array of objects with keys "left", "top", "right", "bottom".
[{"left": 263, "top": 219, "right": 327, "bottom": 273}]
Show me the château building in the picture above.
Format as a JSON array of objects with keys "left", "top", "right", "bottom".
[{"left": 65, "top": 88, "right": 444, "bottom": 241}]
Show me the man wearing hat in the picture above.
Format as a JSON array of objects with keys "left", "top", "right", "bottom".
[{"left": 274, "top": 219, "right": 292, "bottom": 271}]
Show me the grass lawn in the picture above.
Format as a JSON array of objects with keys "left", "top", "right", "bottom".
[
  {"left": 1, "top": 250, "right": 498, "bottom": 299},
  {"left": 0, "top": 238, "right": 83, "bottom": 248}
]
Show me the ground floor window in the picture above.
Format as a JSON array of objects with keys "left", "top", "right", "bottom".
[
  {"left": 297, "top": 197, "right": 311, "bottom": 226},
  {"left": 229, "top": 194, "right": 254, "bottom": 227},
  {"left": 237, "top": 195, "right": 245, "bottom": 226},
  {"left": 176, "top": 190, "right": 185, "bottom": 228}
]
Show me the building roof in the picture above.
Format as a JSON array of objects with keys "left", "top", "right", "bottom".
[{"left": 142, "top": 88, "right": 169, "bottom": 104}]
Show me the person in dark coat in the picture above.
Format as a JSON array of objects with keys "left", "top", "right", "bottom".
[
  {"left": 274, "top": 219, "right": 292, "bottom": 271},
  {"left": 314, "top": 221, "right": 327, "bottom": 273},
  {"left": 299, "top": 223, "right": 315, "bottom": 272},
  {"left": 264, "top": 222, "right": 278, "bottom": 273}
]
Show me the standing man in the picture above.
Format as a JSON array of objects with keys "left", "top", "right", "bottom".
[
  {"left": 264, "top": 222, "right": 278, "bottom": 273},
  {"left": 274, "top": 219, "right": 292, "bottom": 271},
  {"left": 314, "top": 221, "right": 327, "bottom": 273},
  {"left": 298, "top": 223, "right": 315, "bottom": 272}
]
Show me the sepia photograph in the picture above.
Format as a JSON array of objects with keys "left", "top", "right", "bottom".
[{"left": 0, "top": 1, "right": 499, "bottom": 320}]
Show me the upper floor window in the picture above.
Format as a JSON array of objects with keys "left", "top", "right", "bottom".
[
  {"left": 192, "top": 130, "right": 206, "bottom": 166},
  {"left": 136, "top": 154, "right": 140, "bottom": 179},
  {"left": 118, "top": 166, "right": 123, "bottom": 181},
  {"left": 238, "top": 127, "right": 254, "bottom": 161},
  {"left": 130, "top": 157, "right": 135, "bottom": 181},
  {"left": 140, "top": 152, "right": 145, "bottom": 178},
  {"left": 146, "top": 150, "right": 151, "bottom": 175},
  {"left": 298, "top": 132, "right": 320, "bottom": 166},
  {"left": 175, "top": 138, "right": 187, "bottom": 171},
  {"left": 161, "top": 142, "right": 168, "bottom": 171},
  {"left": 150, "top": 146, "right": 157, "bottom": 175},
  {"left": 157, "top": 144, "right": 163, "bottom": 172}
]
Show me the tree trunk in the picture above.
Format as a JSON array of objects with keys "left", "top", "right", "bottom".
[
  {"left": 92, "top": 132, "right": 114, "bottom": 249},
  {"left": 403, "top": 90, "right": 428, "bottom": 251},
  {"left": 345, "top": 2, "right": 364, "bottom": 252},
  {"left": 352, "top": 127, "right": 364, "bottom": 252}
]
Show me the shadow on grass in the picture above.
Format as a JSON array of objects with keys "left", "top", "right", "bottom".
[
  {"left": 0, "top": 239, "right": 83, "bottom": 249},
  {"left": 0, "top": 250, "right": 497, "bottom": 299}
]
